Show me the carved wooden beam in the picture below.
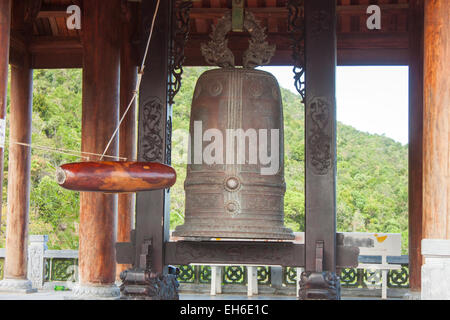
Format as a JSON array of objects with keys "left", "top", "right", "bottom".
[
  {"left": 10, "top": 30, "right": 409, "bottom": 68},
  {"left": 184, "top": 32, "right": 409, "bottom": 66},
  {"left": 28, "top": 36, "right": 82, "bottom": 69},
  {"left": 188, "top": 4, "right": 409, "bottom": 21},
  {"left": 163, "top": 241, "right": 359, "bottom": 268},
  {"left": 37, "top": 9, "right": 69, "bottom": 19},
  {"left": 28, "top": 36, "right": 82, "bottom": 51},
  {"left": 36, "top": 1, "right": 82, "bottom": 18}
]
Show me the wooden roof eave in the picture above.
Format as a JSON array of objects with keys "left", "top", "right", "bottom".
[{"left": 8, "top": 0, "right": 411, "bottom": 69}]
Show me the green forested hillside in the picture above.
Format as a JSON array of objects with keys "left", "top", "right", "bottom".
[
  {"left": 0, "top": 67, "right": 408, "bottom": 252},
  {"left": 1, "top": 69, "right": 82, "bottom": 249}
]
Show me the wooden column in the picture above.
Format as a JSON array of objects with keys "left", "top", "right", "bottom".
[
  {"left": 1, "top": 55, "right": 33, "bottom": 288},
  {"left": 76, "top": 0, "right": 121, "bottom": 297},
  {"left": 0, "top": 0, "right": 11, "bottom": 228},
  {"left": 408, "top": 0, "right": 424, "bottom": 293},
  {"left": 301, "top": 0, "right": 339, "bottom": 299},
  {"left": 116, "top": 2, "right": 138, "bottom": 280},
  {"left": 0, "top": 0, "right": 40, "bottom": 293},
  {"left": 422, "top": 0, "right": 450, "bottom": 240},
  {"left": 134, "top": 0, "right": 172, "bottom": 275}
]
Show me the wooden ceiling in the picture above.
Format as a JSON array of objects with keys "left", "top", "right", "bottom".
[
  {"left": 10, "top": 0, "right": 411, "bottom": 68},
  {"left": 184, "top": 0, "right": 410, "bottom": 65},
  {"left": 35, "top": 0, "right": 81, "bottom": 37}
]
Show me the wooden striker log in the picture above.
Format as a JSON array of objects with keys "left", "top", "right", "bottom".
[{"left": 57, "top": 162, "right": 176, "bottom": 193}]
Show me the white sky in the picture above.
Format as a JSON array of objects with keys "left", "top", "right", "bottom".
[{"left": 259, "top": 66, "right": 409, "bottom": 145}]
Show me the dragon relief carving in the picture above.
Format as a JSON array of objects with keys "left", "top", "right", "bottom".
[
  {"left": 141, "top": 97, "right": 164, "bottom": 162},
  {"left": 311, "top": 9, "right": 332, "bottom": 38},
  {"left": 307, "top": 97, "right": 332, "bottom": 175},
  {"left": 200, "top": 11, "right": 235, "bottom": 68}
]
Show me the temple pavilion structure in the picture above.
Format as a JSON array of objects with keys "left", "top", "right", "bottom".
[{"left": 0, "top": 0, "right": 448, "bottom": 299}]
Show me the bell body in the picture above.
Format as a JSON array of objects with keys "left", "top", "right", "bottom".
[
  {"left": 57, "top": 161, "right": 176, "bottom": 193},
  {"left": 173, "top": 68, "right": 294, "bottom": 240}
]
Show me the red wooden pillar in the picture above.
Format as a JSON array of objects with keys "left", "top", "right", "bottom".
[
  {"left": 420, "top": 0, "right": 450, "bottom": 299},
  {"left": 0, "top": 0, "right": 41, "bottom": 294},
  {"left": 0, "top": 0, "right": 11, "bottom": 227},
  {"left": 116, "top": 2, "right": 138, "bottom": 280},
  {"left": 422, "top": 0, "right": 450, "bottom": 240},
  {"left": 75, "top": 0, "right": 121, "bottom": 298},
  {"left": 408, "top": 0, "right": 424, "bottom": 294},
  {"left": 0, "top": 53, "right": 34, "bottom": 293}
]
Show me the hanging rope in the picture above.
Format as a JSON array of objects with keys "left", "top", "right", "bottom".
[
  {"left": 100, "top": 0, "right": 161, "bottom": 161},
  {"left": 11, "top": 0, "right": 161, "bottom": 163},
  {"left": 12, "top": 142, "right": 128, "bottom": 161}
]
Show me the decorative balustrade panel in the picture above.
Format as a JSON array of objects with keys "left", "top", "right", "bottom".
[
  {"left": 178, "top": 265, "right": 196, "bottom": 283},
  {"left": 257, "top": 266, "right": 271, "bottom": 285},
  {"left": 340, "top": 268, "right": 362, "bottom": 288},
  {"left": 387, "top": 265, "right": 410, "bottom": 288},
  {"left": 38, "top": 262, "right": 409, "bottom": 289},
  {"left": 177, "top": 265, "right": 273, "bottom": 285},
  {"left": 340, "top": 266, "right": 410, "bottom": 288},
  {"left": 283, "top": 267, "right": 298, "bottom": 285},
  {"left": 199, "top": 266, "right": 211, "bottom": 284},
  {"left": 177, "top": 264, "right": 410, "bottom": 288},
  {"left": 223, "top": 266, "right": 247, "bottom": 285},
  {"left": 44, "top": 258, "right": 79, "bottom": 283}
]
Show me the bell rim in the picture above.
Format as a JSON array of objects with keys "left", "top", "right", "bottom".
[{"left": 172, "top": 225, "right": 295, "bottom": 241}]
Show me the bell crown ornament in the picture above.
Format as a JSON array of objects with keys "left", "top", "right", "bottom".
[
  {"left": 200, "top": 10, "right": 276, "bottom": 69},
  {"left": 173, "top": 10, "right": 294, "bottom": 240}
]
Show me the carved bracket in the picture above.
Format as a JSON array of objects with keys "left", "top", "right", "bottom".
[
  {"left": 165, "top": 241, "right": 359, "bottom": 268},
  {"left": 287, "top": 0, "right": 306, "bottom": 102},
  {"left": 168, "top": 0, "right": 193, "bottom": 106}
]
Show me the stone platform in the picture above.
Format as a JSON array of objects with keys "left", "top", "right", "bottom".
[{"left": 0, "top": 290, "right": 399, "bottom": 300}]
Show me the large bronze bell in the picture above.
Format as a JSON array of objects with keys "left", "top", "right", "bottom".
[{"left": 173, "top": 11, "right": 294, "bottom": 240}]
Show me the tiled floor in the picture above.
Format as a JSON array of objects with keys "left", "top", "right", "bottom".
[{"left": 0, "top": 291, "right": 391, "bottom": 300}]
